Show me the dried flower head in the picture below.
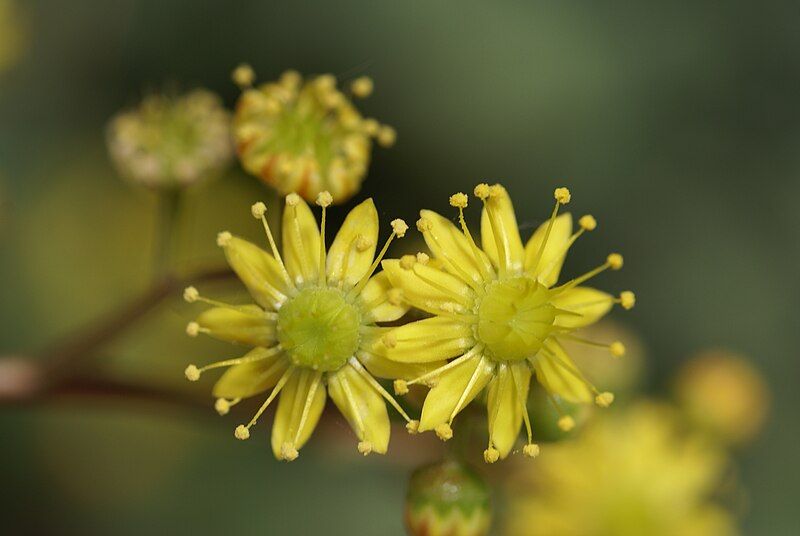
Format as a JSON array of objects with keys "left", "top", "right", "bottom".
[
  {"left": 106, "top": 89, "right": 233, "bottom": 188},
  {"left": 184, "top": 193, "right": 433, "bottom": 460},
  {"left": 382, "top": 185, "right": 634, "bottom": 461},
  {"left": 232, "top": 65, "right": 395, "bottom": 204}
]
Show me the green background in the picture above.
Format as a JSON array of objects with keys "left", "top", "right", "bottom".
[{"left": 0, "top": 1, "right": 797, "bottom": 534}]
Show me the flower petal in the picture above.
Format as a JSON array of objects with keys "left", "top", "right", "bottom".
[
  {"left": 550, "top": 286, "right": 613, "bottom": 329},
  {"left": 327, "top": 364, "right": 390, "bottom": 454},
  {"left": 524, "top": 213, "right": 572, "bottom": 287},
  {"left": 212, "top": 350, "right": 289, "bottom": 399},
  {"left": 359, "top": 271, "right": 408, "bottom": 323},
  {"left": 282, "top": 196, "right": 321, "bottom": 285},
  {"left": 196, "top": 305, "right": 276, "bottom": 347},
  {"left": 382, "top": 259, "right": 474, "bottom": 316},
  {"left": 220, "top": 236, "right": 290, "bottom": 309},
  {"left": 271, "top": 368, "right": 327, "bottom": 458},
  {"left": 487, "top": 362, "right": 530, "bottom": 458},
  {"left": 480, "top": 185, "right": 525, "bottom": 272},
  {"left": 533, "top": 340, "right": 593, "bottom": 403},
  {"left": 380, "top": 317, "right": 476, "bottom": 363},
  {"left": 326, "top": 198, "right": 378, "bottom": 287},
  {"left": 419, "top": 209, "right": 491, "bottom": 286},
  {"left": 419, "top": 354, "right": 495, "bottom": 431},
  {"left": 356, "top": 347, "right": 446, "bottom": 381}
]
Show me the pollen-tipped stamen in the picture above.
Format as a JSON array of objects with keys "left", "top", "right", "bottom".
[
  {"left": 349, "top": 358, "right": 416, "bottom": 424},
  {"left": 450, "top": 192, "right": 493, "bottom": 280},
  {"left": 509, "top": 364, "right": 537, "bottom": 454},
  {"left": 536, "top": 215, "right": 595, "bottom": 282},
  {"left": 183, "top": 286, "right": 277, "bottom": 317},
  {"left": 398, "top": 345, "right": 484, "bottom": 392},
  {"left": 251, "top": 202, "right": 293, "bottom": 288},
  {"left": 416, "top": 217, "right": 482, "bottom": 292},
  {"left": 528, "top": 187, "right": 571, "bottom": 275},
  {"left": 236, "top": 366, "right": 296, "bottom": 439},
  {"left": 315, "top": 191, "right": 333, "bottom": 285},
  {"left": 286, "top": 194, "right": 315, "bottom": 282},
  {"left": 557, "top": 333, "right": 627, "bottom": 358},
  {"left": 475, "top": 184, "right": 511, "bottom": 277},
  {"left": 185, "top": 346, "right": 283, "bottom": 380},
  {"left": 292, "top": 370, "right": 324, "bottom": 447},
  {"left": 552, "top": 253, "right": 624, "bottom": 296},
  {"left": 347, "top": 219, "right": 407, "bottom": 298}
]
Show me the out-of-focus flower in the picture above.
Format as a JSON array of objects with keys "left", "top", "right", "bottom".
[
  {"left": 0, "top": 0, "right": 25, "bottom": 73},
  {"left": 106, "top": 89, "right": 233, "bottom": 189},
  {"left": 184, "top": 192, "right": 436, "bottom": 460},
  {"left": 382, "top": 185, "right": 633, "bottom": 462},
  {"left": 405, "top": 460, "right": 491, "bottom": 536},
  {"left": 232, "top": 65, "right": 395, "bottom": 204},
  {"left": 507, "top": 403, "right": 738, "bottom": 536},
  {"left": 674, "top": 349, "right": 769, "bottom": 446}
]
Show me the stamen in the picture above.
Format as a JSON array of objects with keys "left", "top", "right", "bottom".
[
  {"left": 536, "top": 346, "right": 602, "bottom": 399},
  {"left": 235, "top": 366, "right": 296, "bottom": 440},
  {"left": 348, "top": 219, "right": 407, "bottom": 298},
  {"left": 411, "top": 264, "right": 472, "bottom": 308},
  {"left": 232, "top": 63, "right": 255, "bottom": 89},
  {"left": 536, "top": 215, "right": 596, "bottom": 282},
  {"left": 292, "top": 371, "right": 324, "bottom": 446},
  {"left": 528, "top": 187, "right": 571, "bottom": 275},
  {"left": 400, "top": 345, "right": 484, "bottom": 389},
  {"left": 214, "top": 397, "right": 241, "bottom": 416},
  {"left": 610, "top": 341, "right": 626, "bottom": 358},
  {"left": 544, "top": 393, "right": 575, "bottom": 431},
  {"left": 435, "top": 423, "right": 453, "bottom": 441},
  {"left": 557, "top": 333, "right": 626, "bottom": 358},
  {"left": 484, "top": 446, "right": 500, "bottom": 464},
  {"left": 315, "top": 191, "right": 333, "bottom": 285},
  {"left": 416, "top": 217, "right": 481, "bottom": 291},
  {"left": 619, "top": 291, "right": 636, "bottom": 310},
  {"left": 286, "top": 194, "right": 314, "bottom": 282},
  {"left": 476, "top": 184, "right": 510, "bottom": 276},
  {"left": 357, "top": 441, "right": 373, "bottom": 456},
  {"left": 251, "top": 202, "right": 293, "bottom": 288},
  {"left": 523, "top": 444, "right": 540, "bottom": 458},
  {"left": 184, "top": 346, "right": 283, "bottom": 380},
  {"left": 185, "top": 322, "right": 207, "bottom": 337},
  {"left": 552, "top": 253, "right": 623, "bottom": 295},
  {"left": 448, "top": 355, "right": 490, "bottom": 424},
  {"left": 509, "top": 364, "right": 536, "bottom": 451},
  {"left": 349, "top": 358, "right": 416, "bottom": 423},
  {"left": 350, "top": 76, "right": 373, "bottom": 98},
  {"left": 340, "top": 371, "right": 367, "bottom": 439},
  {"left": 450, "top": 192, "right": 493, "bottom": 280},
  {"left": 183, "top": 286, "right": 268, "bottom": 315}
]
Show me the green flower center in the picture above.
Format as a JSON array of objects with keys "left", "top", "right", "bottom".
[
  {"left": 476, "top": 276, "right": 556, "bottom": 362},
  {"left": 277, "top": 287, "right": 361, "bottom": 372}
]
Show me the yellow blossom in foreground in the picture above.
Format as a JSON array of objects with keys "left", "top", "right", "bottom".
[
  {"left": 507, "top": 403, "right": 737, "bottom": 536},
  {"left": 232, "top": 65, "right": 395, "bottom": 204},
  {"left": 382, "top": 184, "right": 634, "bottom": 461},
  {"left": 184, "top": 193, "right": 434, "bottom": 460}
]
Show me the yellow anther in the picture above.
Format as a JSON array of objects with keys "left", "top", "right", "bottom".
[
  {"left": 183, "top": 286, "right": 200, "bottom": 303},
  {"left": 523, "top": 443, "right": 541, "bottom": 458},
  {"left": 281, "top": 442, "right": 299, "bottom": 461},
  {"left": 185, "top": 322, "right": 200, "bottom": 337},
  {"left": 435, "top": 423, "right": 453, "bottom": 441},
  {"left": 558, "top": 416, "right": 576, "bottom": 432},
  {"left": 488, "top": 184, "right": 504, "bottom": 198},
  {"left": 234, "top": 425, "right": 250, "bottom": 440},
  {"left": 391, "top": 218, "right": 409, "bottom": 237},
  {"left": 474, "top": 183, "right": 491, "bottom": 199},
  {"left": 400, "top": 254, "right": 417, "bottom": 270},
  {"left": 554, "top": 187, "right": 571, "bottom": 204},
  {"left": 355, "top": 234, "right": 372, "bottom": 252},
  {"left": 350, "top": 76, "right": 373, "bottom": 98},
  {"left": 610, "top": 341, "right": 626, "bottom": 358},
  {"left": 285, "top": 193, "right": 300, "bottom": 207},
  {"left": 449, "top": 192, "right": 468, "bottom": 208},
  {"left": 382, "top": 333, "right": 397, "bottom": 349},
  {"left": 357, "top": 441, "right": 373, "bottom": 456},
  {"left": 215, "top": 398, "right": 231, "bottom": 415},
  {"left": 579, "top": 214, "right": 597, "bottom": 231},
  {"left": 595, "top": 392, "right": 615, "bottom": 408},
  {"left": 184, "top": 365, "right": 200, "bottom": 381},
  {"left": 483, "top": 447, "right": 500, "bottom": 464},
  {"left": 232, "top": 63, "right": 255, "bottom": 88},
  {"left": 376, "top": 125, "right": 396, "bottom": 147},
  {"left": 362, "top": 118, "right": 379, "bottom": 136},
  {"left": 251, "top": 202, "right": 267, "bottom": 219},
  {"left": 315, "top": 74, "right": 336, "bottom": 92},
  {"left": 387, "top": 288, "right": 403, "bottom": 306},
  {"left": 406, "top": 420, "right": 420, "bottom": 434},
  {"left": 416, "top": 217, "right": 432, "bottom": 232},
  {"left": 607, "top": 253, "right": 624, "bottom": 270},
  {"left": 415, "top": 252, "right": 430, "bottom": 264},
  {"left": 316, "top": 191, "right": 333, "bottom": 207},
  {"left": 620, "top": 291, "right": 636, "bottom": 310},
  {"left": 394, "top": 379, "right": 409, "bottom": 395},
  {"left": 279, "top": 69, "right": 301, "bottom": 90},
  {"left": 216, "top": 231, "right": 232, "bottom": 247}
]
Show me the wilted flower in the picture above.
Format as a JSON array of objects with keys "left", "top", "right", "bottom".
[
  {"left": 232, "top": 65, "right": 395, "bottom": 204},
  {"left": 184, "top": 192, "right": 432, "bottom": 460},
  {"left": 382, "top": 185, "right": 633, "bottom": 461},
  {"left": 506, "top": 403, "right": 737, "bottom": 536},
  {"left": 674, "top": 349, "right": 769, "bottom": 446},
  {"left": 0, "top": 0, "right": 25, "bottom": 73},
  {"left": 405, "top": 460, "right": 491, "bottom": 536},
  {"left": 106, "top": 89, "right": 233, "bottom": 188}
]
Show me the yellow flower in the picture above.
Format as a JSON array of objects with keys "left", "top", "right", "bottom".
[
  {"left": 184, "top": 192, "right": 430, "bottom": 460},
  {"left": 506, "top": 403, "right": 737, "bottom": 536},
  {"left": 232, "top": 65, "right": 395, "bottom": 204},
  {"left": 382, "top": 184, "right": 633, "bottom": 461}
]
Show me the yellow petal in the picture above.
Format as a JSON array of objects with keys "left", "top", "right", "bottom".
[
  {"left": 382, "top": 259, "right": 474, "bottom": 316},
  {"left": 419, "top": 354, "right": 495, "bottom": 431},
  {"left": 381, "top": 317, "right": 476, "bottom": 363},
  {"left": 550, "top": 286, "right": 613, "bottom": 329},
  {"left": 480, "top": 185, "right": 525, "bottom": 272},
  {"left": 196, "top": 305, "right": 276, "bottom": 347},
  {"left": 327, "top": 364, "right": 390, "bottom": 454},
  {"left": 419, "top": 209, "right": 492, "bottom": 286},
  {"left": 359, "top": 272, "right": 408, "bottom": 323},
  {"left": 533, "top": 340, "right": 592, "bottom": 403},
  {"left": 524, "top": 213, "right": 572, "bottom": 287},
  {"left": 212, "top": 350, "right": 289, "bottom": 399},
  {"left": 221, "top": 236, "right": 290, "bottom": 309},
  {"left": 487, "top": 362, "right": 530, "bottom": 458},
  {"left": 326, "top": 198, "right": 378, "bottom": 287},
  {"left": 271, "top": 368, "right": 326, "bottom": 458},
  {"left": 282, "top": 196, "right": 321, "bottom": 285}
]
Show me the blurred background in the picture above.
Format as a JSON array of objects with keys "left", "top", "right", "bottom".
[{"left": 0, "top": 1, "right": 797, "bottom": 534}]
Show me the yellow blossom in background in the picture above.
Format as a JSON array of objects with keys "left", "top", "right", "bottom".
[
  {"left": 184, "top": 192, "right": 435, "bottom": 460},
  {"left": 382, "top": 185, "right": 634, "bottom": 461},
  {"left": 106, "top": 89, "right": 233, "bottom": 188},
  {"left": 674, "top": 349, "right": 769, "bottom": 446},
  {"left": 0, "top": 0, "right": 25, "bottom": 73},
  {"left": 506, "top": 403, "right": 737, "bottom": 536},
  {"left": 232, "top": 65, "right": 395, "bottom": 204}
]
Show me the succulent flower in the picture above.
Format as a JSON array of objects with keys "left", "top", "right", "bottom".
[
  {"left": 232, "top": 65, "right": 395, "bottom": 204},
  {"left": 506, "top": 403, "right": 737, "bottom": 536},
  {"left": 382, "top": 185, "right": 634, "bottom": 461},
  {"left": 183, "top": 192, "right": 433, "bottom": 460},
  {"left": 106, "top": 89, "right": 233, "bottom": 188}
]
